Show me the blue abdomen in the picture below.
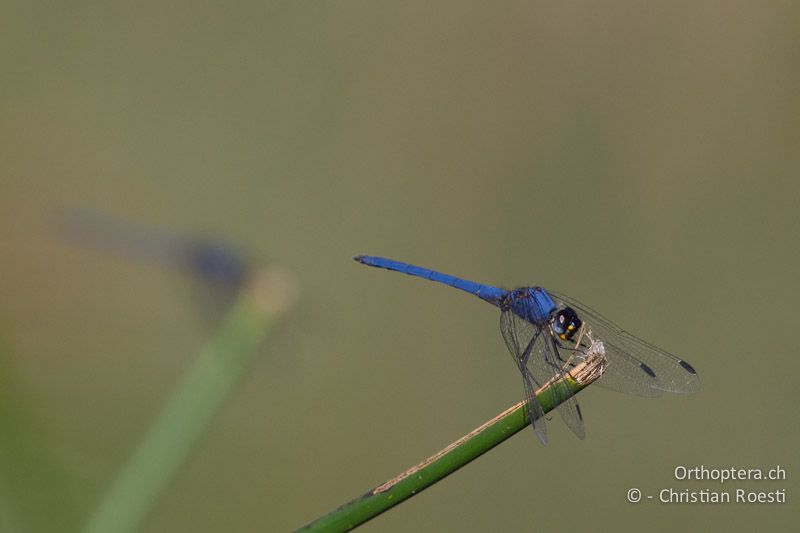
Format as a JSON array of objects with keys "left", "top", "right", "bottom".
[{"left": 354, "top": 255, "right": 506, "bottom": 305}]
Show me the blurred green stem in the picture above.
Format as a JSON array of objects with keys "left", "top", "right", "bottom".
[
  {"left": 83, "top": 269, "right": 295, "bottom": 533},
  {"left": 297, "top": 351, "right": 606, "bottom": 532},
  {"left": 0, "top": 330, "right": 82, "bottom": 532}
]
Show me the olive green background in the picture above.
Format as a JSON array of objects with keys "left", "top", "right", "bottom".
[{"left": 1, "top": 2, "right": 798, "bottom": 532}]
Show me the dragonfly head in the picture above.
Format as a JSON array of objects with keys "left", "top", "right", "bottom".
[{"left": 551, "top": 306, "right": 582, "bottom": 341}]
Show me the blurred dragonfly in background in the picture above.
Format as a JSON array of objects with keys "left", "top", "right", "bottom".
[
  {"left": 355, "top": 255, "right": 700, "bottom": 445},
  {"left": 59, "top": 208, "right": 250, "bottom": 321}
]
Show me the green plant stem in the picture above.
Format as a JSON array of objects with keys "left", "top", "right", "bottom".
[
  {"left": 0, "top": 329, "right": 82, "bottom": 532},
  {"left": 83, "top": 269, "right": 295, "bottom": 533},
  {"left": 297, "top": 351, "right": 606, "bottom": 532}
]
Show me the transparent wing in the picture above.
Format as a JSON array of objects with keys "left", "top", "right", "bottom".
[
  {"left": 551, "top": 291, "right": 700, "bottom": 396},
  {"left": 541, "top": 335, "right": 586, "bottom": 439},
  {"left": 500, "top": 310, "right": 547, "bottom": 444},
  {"left": 500, "top": 309, "right": 586, "bottom": 442}
]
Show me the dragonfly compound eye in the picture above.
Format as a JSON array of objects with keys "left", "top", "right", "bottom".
[{"left": 552, "top": 306, "right": 582, "bottom": 340}]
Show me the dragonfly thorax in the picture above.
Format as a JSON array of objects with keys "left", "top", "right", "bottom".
[{"left": 505, "top": 287, "right": 558, "bottom": 323}]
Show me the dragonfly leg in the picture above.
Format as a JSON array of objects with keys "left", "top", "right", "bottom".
[{"left": 519, "top": 330, "right": 541, "bottom": 367}]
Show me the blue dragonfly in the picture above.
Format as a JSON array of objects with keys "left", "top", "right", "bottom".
[
  {"left": 355, "top": 255, "right": 700, "bottom": 445},
  {"left": 59, "top": 208, "right": 249, "bottom": 323},
  {"left": 60, "top": 208, "right": 248, "bottom": 290}
]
